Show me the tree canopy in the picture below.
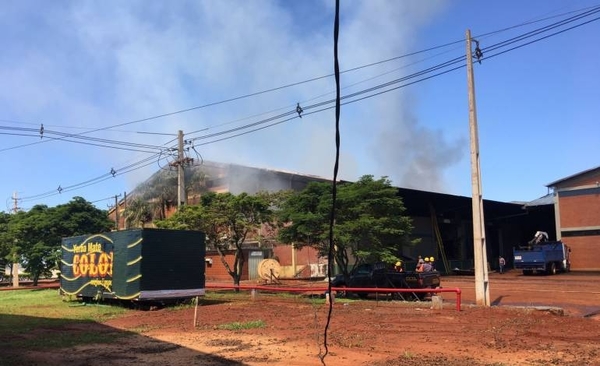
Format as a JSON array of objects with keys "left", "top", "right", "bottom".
[
  {"left": 277, "top": 175, "right": 415, "bottom": 277},
  {"left": 156, "top": 192, "right": 276, "bottom": 286},
  {"left": 2, "top": 197, "right": 113, "bottom": 285}
]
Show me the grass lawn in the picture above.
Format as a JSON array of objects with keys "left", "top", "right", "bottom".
[{"left": 0, "top": 289, "right": 130, "bottom": 354}]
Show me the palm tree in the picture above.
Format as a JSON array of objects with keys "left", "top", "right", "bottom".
[{"left": 123, "top": 198, "right": 153, "bottom": 228}]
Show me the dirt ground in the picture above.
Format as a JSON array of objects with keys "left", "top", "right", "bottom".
[{"left": 10, "top": 270, "right": 600, "bottom": 366}]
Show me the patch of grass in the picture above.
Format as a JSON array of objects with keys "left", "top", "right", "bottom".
[
  {"left": 217, "top": 320, "right": 266, "bottom": 330},
  {"left": 0, "top": 289, "right": 131, "bottom": 350},
  {"left": 204, "top": 291, "right": 249, "bottom": 300},
  {"left": 129, "top": 324, "right": 163, "bottom": 333},
  {"left": 0, "top": 289, "right": 127, "bottom": 323}
]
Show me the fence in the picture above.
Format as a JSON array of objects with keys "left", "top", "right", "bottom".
[{"left": 205, "top": 284, "right": 462, "bottom": 311}]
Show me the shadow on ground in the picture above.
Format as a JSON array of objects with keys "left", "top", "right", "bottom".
[{"left": 0, "top": 313, "right": 247, "bottom": 366}]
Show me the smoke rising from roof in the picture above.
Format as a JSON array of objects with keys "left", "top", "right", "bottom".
[{"left": 372, "top": 96, "right": 465, "bottom": 192}]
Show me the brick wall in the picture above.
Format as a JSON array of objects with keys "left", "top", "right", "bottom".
[
  {"left": 562, "top": 236, "right": 600, "bottom": 270},
  {"left": 204, "top": 252, "right": 249, "bottom": 282},
  {"left": 556, "top": 181, "right": 600, "bottom": 270},
  {"left": 273, "top": 245, "right": 322, "bottom": 266},
  {"left": 559, "top": 194, "right": 600, "bottom": 228}
]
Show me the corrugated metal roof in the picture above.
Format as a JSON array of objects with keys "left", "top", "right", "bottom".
[{"left": 523, "top": 194, "right": 554, "bottom": 207}]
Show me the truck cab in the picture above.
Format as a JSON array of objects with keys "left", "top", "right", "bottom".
[{"left": 513, "top": 241, "right": 571, "bottom": 275}]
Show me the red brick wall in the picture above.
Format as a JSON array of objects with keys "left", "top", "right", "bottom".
[
  {"left": 558, "top": 191, "right": 600, "bottom": 269},
  {"left": 273, "top": 245, "right": 322, "bottom": 266},
  {"left": 204, "top": 252, "right": 248, "bottom": 282},
  {"left": 562, "top": 236, "right": 600, "bottom": 270},
  {"left": 559, "top": 194, "right": 600, "bottom": 228}
]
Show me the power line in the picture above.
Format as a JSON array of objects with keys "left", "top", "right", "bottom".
[
  {"left": 13, "top": 4, "right": 600, "bottom": 205},
  {"left": 0, "top": 125, "right": 169, "bottom": 154},
  {"left": 189, "top": 5, "right": 600, "bottom": 147},
  {"left": 3, "top": 3, "right": 599, "bottom": 156}
]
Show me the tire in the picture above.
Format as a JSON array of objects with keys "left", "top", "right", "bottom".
[
  {"left": 335, "top": 284, "right": 348, "bottom": 298},
  {"left": 548, "top": 263, "right": 557, "bottom": 275}
]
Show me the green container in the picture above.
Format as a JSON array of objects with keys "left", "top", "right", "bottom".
[{"left": 60, "top": 228, "right": 205, "bottom": 301}]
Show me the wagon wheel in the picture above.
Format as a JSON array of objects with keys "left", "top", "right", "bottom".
[{"left": 257, "top": 259, "right": 281, "bottom": 284}]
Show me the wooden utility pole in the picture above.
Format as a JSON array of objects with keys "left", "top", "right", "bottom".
[{"left": 466, "top": 29, "right": 490, "bottom": 306}]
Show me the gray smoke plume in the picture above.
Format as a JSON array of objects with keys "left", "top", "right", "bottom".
[{"left": 372, "top": 96, "right": 465, "bottom": 192}]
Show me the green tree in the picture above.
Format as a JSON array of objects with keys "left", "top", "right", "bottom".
[
  {"left": 0, "top": 212, "right": 18, "bottom": 279},
  {"left": 156, "top": 192, "right": 274, "bottom": 287},
  {"left": 52, "top": 197, "right": 113, "bottom": 237},
  {"left": 4, "top": 197, "right": 112, "bottom": 285},
  {"left": 7, "top": 206, "right": 57, "bottom": 285},
  {"left": 277, "top": 175, "right": 415, "bottom": 279}
]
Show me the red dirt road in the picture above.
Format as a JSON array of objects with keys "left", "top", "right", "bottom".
[
  {"left": 444, "top": 270, "right": 600, "bottom": 317},
  {"left": 6, "top": 270, "right": 600, "bottom": 366}
]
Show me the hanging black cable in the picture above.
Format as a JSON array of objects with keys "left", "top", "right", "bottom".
[{"left": 320, "top": 0, "right": 341, "bottom": 364}]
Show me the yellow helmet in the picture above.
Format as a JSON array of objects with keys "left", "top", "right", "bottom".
[
  {"left": 429, "top": 257, "right": 435, "bottom": 262},
  {"left": 395, "top": 261, "right": 402, "bottom": 267},
  {"left": 424, "top": 257, "right": 430, "bottom": 262}
]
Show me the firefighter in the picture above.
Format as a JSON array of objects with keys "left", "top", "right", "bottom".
[
  {"left": 422, "top": 257, "right": 433, "bottom": 272},
  {"left": 394, "top": 261, "right": 404, "bottom": 273}
]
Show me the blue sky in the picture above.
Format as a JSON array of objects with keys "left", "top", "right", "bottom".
[{"left": 1, "top": 0, "right": 599, "bottom": 212}]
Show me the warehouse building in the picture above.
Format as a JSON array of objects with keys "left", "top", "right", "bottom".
[
  {"left": 110, "top": 161, "right": 568, "bottom": 280},
  {"left": 546, "top": 166, "right": 600, "bottom": 270}
]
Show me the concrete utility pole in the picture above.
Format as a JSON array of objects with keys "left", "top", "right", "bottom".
[
  {"left": 168, "top": 130, "right": 193, "bottom": 210},
  {"left": 114, "top": 194, "right": 122, "bottom": 230},
  {"left": 177, "top": 130, "right": 186, "bottom": 208},
  {"left": 123, "top": 191, "right": 128, "bottom": 229},
  {"left": 466, "top": 29, "right": 490, "bottom": 306},
  {"left": 11, "top": 192, "right": 19, "bottom": 288}
]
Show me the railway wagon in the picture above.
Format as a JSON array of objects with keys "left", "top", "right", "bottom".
[{"left": 60, "top": 228, "right": 206, "bottom": 301}]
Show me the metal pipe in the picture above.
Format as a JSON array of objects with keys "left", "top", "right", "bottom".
[{"left": 205, "top": 284, "right": 462, "bottom": 311}]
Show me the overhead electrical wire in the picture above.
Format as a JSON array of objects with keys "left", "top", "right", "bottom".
[
  {"left": 6, "top": 3, "right": 596, "bottom": 154},
  {"left": 18, "top": 152, "right": 169, "bottom": 203},
  {"left": 13, "top": 4, "right": 600, "bottom": 205},
  {"left": 188, "top": 5, "right": 600, "bottom": 147},
  {"left": 18, "top": 6, "right": 600, "bottom": 203},
  {"left": 475, "top": 3, "right": 600, "bottom": 39},
  {"left": 4, "top": 3, "right": 598, "bottom": 146},
  {"left": 3, "top": 3, "right": 598, "bottom": 155},
  {"left": 0, "top": 126, "right": 168, "bottom": 154}
]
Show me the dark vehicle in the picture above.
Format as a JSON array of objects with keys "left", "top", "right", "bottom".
[
  {"left": 513, "top": 241, "right": 571, "bottom": 275},
  {"left": 513, "top": 231, "right": 571, "bottom": 275},
  {"left": 331, "top": 262, "right": 441, "bottom": 300}
]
